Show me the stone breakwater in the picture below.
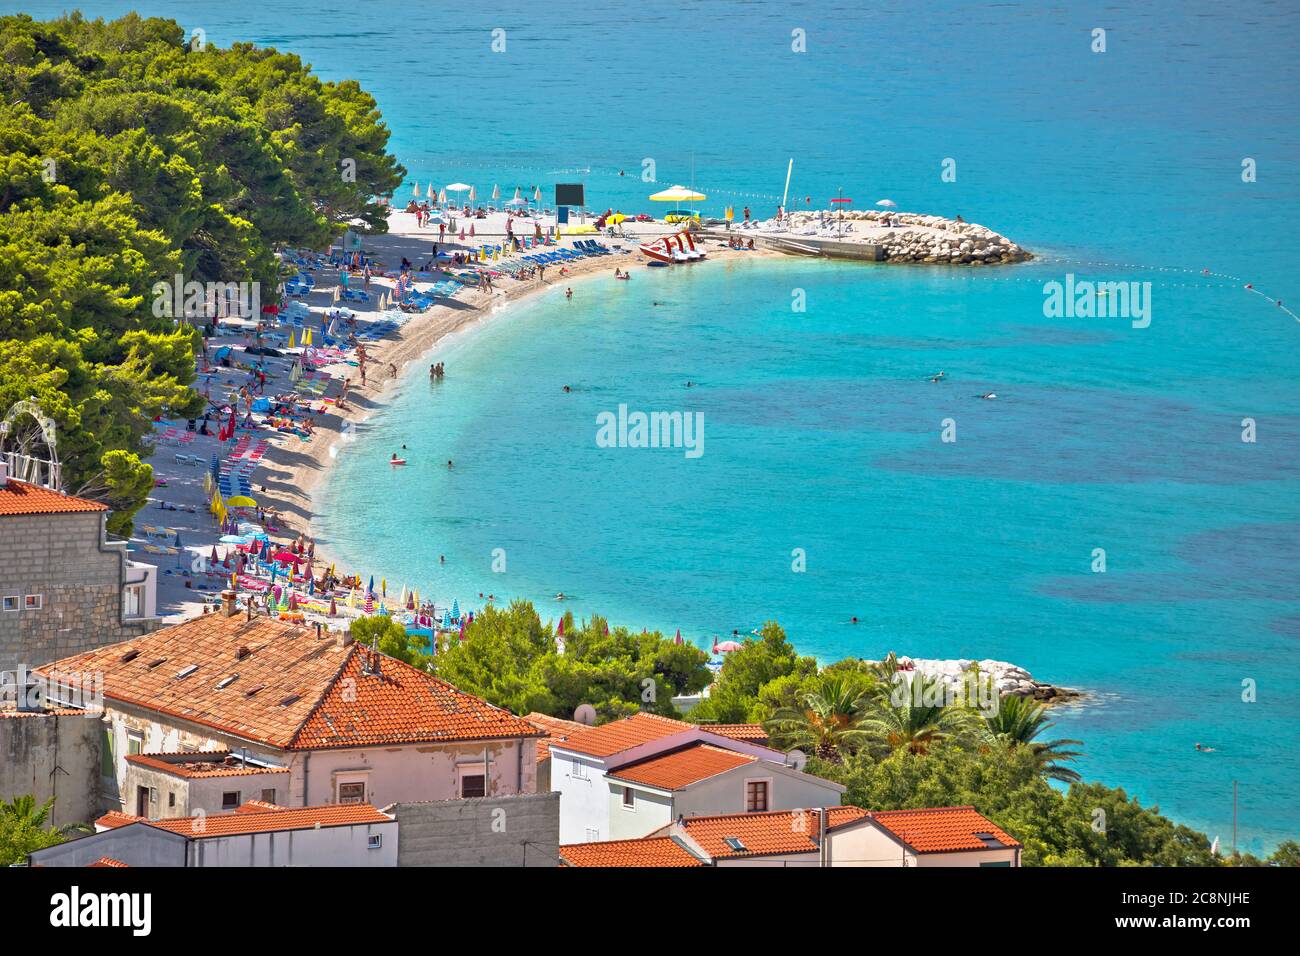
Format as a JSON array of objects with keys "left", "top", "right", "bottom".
[
  {"left": 882, "top": 656, "right": 1084, "bottom": 705},
  {"left": 787, "top": 209, "right": 1033, "bottom": 265}
]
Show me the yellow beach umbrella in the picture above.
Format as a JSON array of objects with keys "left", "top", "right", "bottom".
[
  {"left": 648, "top": 184, "right": 706, "bottom": 203},
  {"left": 227, "top": 495, "right": 257, "bottom": 508},
  {"left": 301, "top": 327, "right": 313, "bottom": 346},
  {"left": 288, "top": 330, "right": 296, "bottom": 349}
]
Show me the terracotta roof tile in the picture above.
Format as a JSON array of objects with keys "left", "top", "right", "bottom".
[
  {"left": 0, "top": 479, "right": 106, "bottom": 516},
  {"left": 96, "top": 802, "right": 392, "bottom": 839},
  {"left": 609, "top": 743, "right": 755, "bottom": 791},
  {"left": 40, "top": 613, "right": 541, "bottom": 751},
  {"left": 86, "top": 857, "right": 128, "bottom": 867},
  {"left": 552, "top": 712, "right": 691, "bottom": 758},
  {"left": 526, "top": 712, "right": 590, "bottom": 763},
  {"left": 678, "top": 806, "right": 869, "bottom": 859},
  {"left": 703, "top": 723, "right": 769, "bottom": 743},
  {"left": 870, "top": 806, "right": 1021, "bottom": 853},
  {"left": 125, "top": 752, "right": 290, "bottom": 778},
  {"left": 560, "top": 837, "right": 704, "bottom": 868}
]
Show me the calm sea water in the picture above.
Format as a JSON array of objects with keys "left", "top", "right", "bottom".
[{"left": 25, "top": 0, "right": 1300, "bottom": 851}]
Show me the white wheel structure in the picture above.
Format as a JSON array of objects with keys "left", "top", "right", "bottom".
[{"left": 0, "top": 398, "right": 62, "bottom": 490}]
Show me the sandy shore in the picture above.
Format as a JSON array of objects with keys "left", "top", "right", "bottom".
[{"left": 138, "top": 211, "right": 771, "bottom": 621}]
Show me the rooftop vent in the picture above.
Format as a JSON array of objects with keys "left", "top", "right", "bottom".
[
  {"left": 244, "top": 683, "right": 266, "bottom": 698},
  {"left": 175, "top": 664, "right": 198, "bottom": 680},
  {"left": 278, "top": 693, "right": 301, "bottom": 707},
  {"left": 146, "top": 658, "right": 167, "bottom": 670},
  {"left": 235, "top": 645, "right": 252, "bottom": 660},
  {"left": 215, "top": 674, "right": 239, "bottom": 690},
  {"left": 120, "top": 649, "right": 140, "bottom": 663}
]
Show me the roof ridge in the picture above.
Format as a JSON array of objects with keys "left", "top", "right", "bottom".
[{"left": 285, "top": 642, "right": 360, "bottom": 749}]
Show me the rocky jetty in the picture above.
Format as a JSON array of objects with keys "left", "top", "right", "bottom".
[
  {"left": 883, "top": 656, "right": 1084, "bottom": 705},
  {"left": 786, "top": 209, "right": 1032, "bottom": 265}
]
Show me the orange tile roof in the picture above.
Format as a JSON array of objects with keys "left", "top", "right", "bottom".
[
  {"left": 526, "top": 712, "right": 590, "bottom": 763},
  {"left": 609, "top": 743, "right": 756, "bottom": 791},
  {"left": 704, "top": 723, "right": 769, "bottom": 743},
  {"left": 39, "top": 613, "right": 541, "bottom": 751},
  {"left": 560, "top": 837, "right": 704, "bottom": 868},
  {"left": 96, "top": 802, "right": 393, "bottom": 839},
  {"left": 87, "top": 857, "right": 129, "bottom": 867},
  {"left": 552, "top": 712, "right": 691, "bottom": 758},
  {"left": 869, "top": 806, "right": 1021, "bottom": 853},
  {"left": 0, "top": 479, "right": 106, "bottom": 516},
  {"left": 678, "top": 806, "right": 869, "bottom": 859},
  {"left": 125, "top": 752, "right": 290, "bottom": 778}
]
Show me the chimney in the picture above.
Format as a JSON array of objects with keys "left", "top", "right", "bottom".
[
  {"left": 220, "top": 589, "right": 238, "bottom": 617},
  {"left": 337, "top": 629, "right": 354, "bottom": 649}
]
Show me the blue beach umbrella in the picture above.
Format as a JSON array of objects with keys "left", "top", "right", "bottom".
[
  {"left": 451, "top": 599, "right": 460, "bottom": 620},
  {"left": 368, "top": 575, "right": 375, "bottom": 596}
]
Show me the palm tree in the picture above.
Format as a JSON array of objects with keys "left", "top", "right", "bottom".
[
  {"left": 0, "top": 795, "right": 87, "bottom": 837},
  {"left": 983, "top": 694, "right": 1084, "bottom": 783},
  {"left": 764, "top": 674, "right": 874, "bottom": 763},
  {"left": 861, "top": 673, "right": 976, "bottom": 755}
]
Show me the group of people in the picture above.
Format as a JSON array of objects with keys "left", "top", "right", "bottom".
[
  {"left": 429, "top": 362, "right": 446, "bottom": 380},
  {"left": 726, "top": 235, "right": 756, "bottom": 250}
]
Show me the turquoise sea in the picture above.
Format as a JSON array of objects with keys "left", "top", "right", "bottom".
[{"left": 23, "top": 0, "right": 1300, "bottom": 851}]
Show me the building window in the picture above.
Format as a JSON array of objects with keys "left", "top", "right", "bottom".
[
  {"left": 622, "top": 786, "right": 635, "bottom": 809},
  {"left": 584, "top": 827, "right": 599, "bottom": 842},
  {"left": 367, "top": 834, "right": 383, "bottom": 850},
  {"left": 980, "top": 860, "right": 1012, "bottom": 867},
  {"left": 745, "top": 780, "right": 769, "bottom": 813},
  {"left": 127, "top": 732, "right": 142, "bottom": 756},
  {"left": 100, "top": 727, "right": 116, "bottom": 777},
  {"left": 338, "top": 782, "right": 366, "bottom": 804},
  {"left": 168, "top": 793, "right": 176, "bottom": 808},
  {"left": 261, "top": 788, "right": 277, "bottom": 804},
  {"left": 459, "top": 762, "right": 486, "bottom": 799},
  {"left": 221, "top": 791, "right": 240, "bottom": 810},
  {"left": 123, "top": 585, "right": 144, "bottom": 619},
  {"left": 24, "top": 594, "right": 42, "bottom": 610},
  {"left": 1, "top": 596, "right": 17, "bottom": 612},
  {"left": 571, "top": 761, "right": 587, "bottom": 780}
]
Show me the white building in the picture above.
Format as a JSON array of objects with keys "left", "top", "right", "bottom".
[
  {"left": 545, "top": 712, "right": 845, "bottom": 844},
  {"left": 28, "top": 801, "right": 397, "bottom": 867}
]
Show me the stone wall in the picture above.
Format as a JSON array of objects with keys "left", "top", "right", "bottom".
[
  {"left": 0, "top": 512, "right": 156, "bottom": 671},
  {"left": 0, "top": 710, "right": 102, "bottom": 828},
  {"left": 390, "top": 792, "right": 560, "bottom": 867}
]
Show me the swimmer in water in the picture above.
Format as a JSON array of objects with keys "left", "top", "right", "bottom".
[
  {"left": 1195, "top": 743, "right": 1216, "bottom": 752},
  {"left": 929, "top": 370, "right": 946, "bottom": 382},
  {"left": 565, "top": 287, "right": 573, "bottom": 299},
  {"left": 686, "top": 381, "right": 694, "bottom": 388},
  {"left": 439, "top": 555, "right": 445, "bottom": 564},
  {"left": 447, "top": 459, "right": 453, "bottom": 469},
  {"left": 563, "top": 385, "right": 571, "bottom": 393},
  {"left": 979, "top": 392, "right": 997, "bottom": 400},
  {"left": 555, "top": 592, "right": 566, "bottom": 601}
]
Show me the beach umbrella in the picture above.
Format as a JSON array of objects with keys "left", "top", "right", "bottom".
[
  {"left": 347, "top": 588, "right": 356, "bottom": 609},
  {"left": 227, "top": 495, "right": 257, "bottom": 508},
  {"left": 364, "top": 593, "right": 374, "bottom": 614},
  {"left": 451, "top": 598, "right": 460, "bottom": 619},
  {"left": 512, "top": 187, "right": 522, "bottom": 202},
  {"left": 273, "top": 550, "right": 301, "bottom": 564},
  {"left": 219, "top": 534, "right": 246, "bottom": 544},
  {"left": 406, "top": 592, "right": 415, "bottom": 611},
  {"left": 875, "top": 198, "right": 897, "bottom": 208},
  {"left": 381, "top": 577, "right": 386, "bottom": 597},
  {"left": 532, "top": 185, "right": 542, "bottom": 202},
  {"left": 491, "top": 184, "right": 500, "bottom": 200},
  {"left": 426, "top": 183, "right": 435, "bottom": 199},
  {"left": 368, "top": 574, "right": 375, "bottom": 596},
  {"left": 716, "top": 640, "right": 743, "bottom": 653},
  {"left": 648, "top": 184, "right": 707, "bottom": 203},
  {"left": 210, "top": 545, "right": 218, "bottom": 564},
  {"left": 398, "top": 584, "right": 407, "bottom": 606},
  {"left": 556, "top": 617, "right": 565, "bottom": 638},
  {"left": 412, "top": 181, "right": 419, "bottom": 197},
  {"left": 468, "top": 185, "right": 477, "bottom": 202},
  {"left": 329, "top": 595, "right": 338, "bottom": 616},
  {"left": 674, "top": 628, "right": 683, "bottom": 645},
  {"left": 173, "top": 530, "right": 183, "bottom": 548}
]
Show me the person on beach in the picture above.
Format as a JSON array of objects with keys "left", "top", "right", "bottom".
[
  {"left": 390, "top": 362, "right": 397, "bottom": 379},
  {"left": 565, "top": 287, "right": 573, "bottom": 299},
  {"left": 743, "top": 205, "right": 751, "bottom": 221}
]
